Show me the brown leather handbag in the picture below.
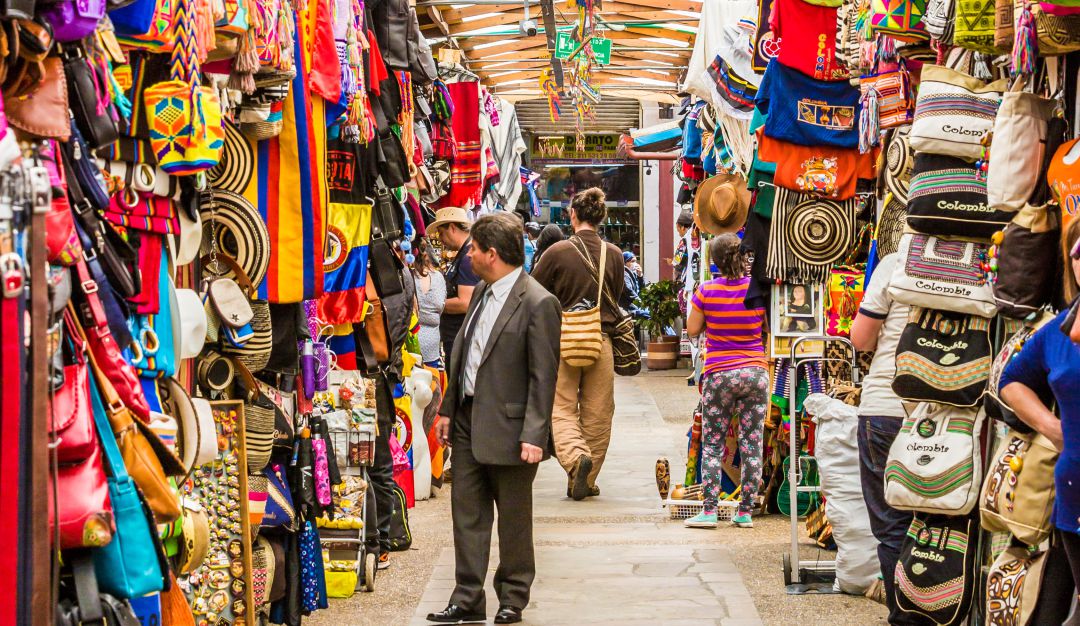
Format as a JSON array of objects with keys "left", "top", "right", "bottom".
[
  {"left": 355, "top": 283, "right": 390, "bottom": 372},
  {"left": 74, "top": 311, "right": 186, "bottom": 523}
]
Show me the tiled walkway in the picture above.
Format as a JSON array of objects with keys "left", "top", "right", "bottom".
[{"left": 410, "top": 377, "right": 764, "bottom": 626}]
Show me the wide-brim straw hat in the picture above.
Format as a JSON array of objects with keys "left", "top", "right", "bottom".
[
  {"left": 428, "top": 206, "right": 472, "bottom": 232},
  {"left": 693, "top": 172, "right": 753, "bottom": 235}
]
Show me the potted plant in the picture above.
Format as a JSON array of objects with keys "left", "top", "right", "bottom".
[{"left": 634, "top": 280, "right": 682, "bottom": 370}]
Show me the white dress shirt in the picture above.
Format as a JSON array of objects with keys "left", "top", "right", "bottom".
[{"left": 462, "top": 267, "right": 522, "bottom": 396}]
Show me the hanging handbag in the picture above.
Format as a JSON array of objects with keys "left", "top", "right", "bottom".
[
  {"left": 825, "top": 265, "right": 866, "bottom": 337},
  {"left": 367, "top": 237, "right": 405, "bottom": 299},
  {"left": 907, "top": 153, "right": 1013, "bottom": 240},
  {"left": 87, "top": 382, "right": 167, "bottom": 599},
  {"left": 954, "top": 0, "right": 1006, "bottom": 52},
  {"left": 261, "top": 463, "right": 295, "bottom": 529},
  {"left": 5, "top": 57, "right": 71, "bottom": 140},
  {"left": 894, "top": 514, "right": 979, "bottom": 626},
  {"left": 992, "top": 203, "right": 1062, "bottom": 318},
  {"left": 888, "top": 233, "right": 999, "bottom": 318},
  {"left": 986, "top": 545, "right": 1050, "bottom": 624},
  {"left": 884, "top": 403, "right": 986, "bottom": 514},
  {"left": 860, "top": 63, "right": 916, "bottom": 134},
  {"left": 910, "top": 65, "right": 1008, "bottom": 161},
  {"left": 986, "top": 80, "right": 1055, "bottom": 212},
  {"left": 72, "top": 262, "right": 153, "bottom": 420},
  {"left": 372, "top": 185, "right": 405, "bottom": 242},
  {"left": 209, "top": 255, "right": 273, "bottom": 373},
  {"left": 561, "top": 237, "right": 606, "bottom": 368},
  {"left": 980, "top": 428, "right": 1057, "bottom": 545},
  {"left": 892, "top": 307, "right": 992, "bottom": 407},
  {"left": 51, "top": 317, "right": 114, "bottom": 549},
  {"left": 40, "top": 0, "right": 105, "bottom": 41},
  {"left": 356, "top": 283, "right": 391, "bottom": 369},
  {"left": 1028, "top": 2, "right": 1080, "bottom": 54},
  {"left": 924, "top": 0, "right": 957, "bottom": 42},
  {"left": 870, "top": 0, "right": 931, "bottom": 40},
  {"left": 76, "top": 311, "right": 185, "bottom": 524},
  {"left": 61, "top": 44, "right": 120, "bottom": 151},
  {"left": 233, "top": 359, "right": 276, "bottom": 472}
]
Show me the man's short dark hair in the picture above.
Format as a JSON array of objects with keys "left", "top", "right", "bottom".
[
  {"left": 472, "top": 213, "right": 525, "bottom": 267},
  {"left": 570, "top": 187, "right": 607, "bottom": 226}
]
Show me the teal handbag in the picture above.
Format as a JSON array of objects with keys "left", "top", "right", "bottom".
[{"left": 89, "top": 381, "right": 166, "bottom": 598}]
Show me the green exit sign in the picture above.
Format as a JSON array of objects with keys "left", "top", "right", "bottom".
[{"left": 555, "top": 32, "right": 612, "bottom": 65}]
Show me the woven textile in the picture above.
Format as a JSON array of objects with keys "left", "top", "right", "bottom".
[
  {"left": 440, "top": 81, "right": 483, "bottom": 210},
  {"left": 766, "top": 188, "right": 859, "bottom": 282}
]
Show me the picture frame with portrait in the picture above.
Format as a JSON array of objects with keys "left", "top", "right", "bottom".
[{"left": 772, "top": 283, "right": 825, "bottom": 338}]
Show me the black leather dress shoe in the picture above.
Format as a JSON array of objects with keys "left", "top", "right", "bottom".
[
  {"left": 494, "top": 606, "right": 523, "bottom": 624},
  {"left": 426, "top": 604, "right": 485, "bottom": 624}
]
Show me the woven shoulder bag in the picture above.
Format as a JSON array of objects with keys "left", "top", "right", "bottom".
[
  {"left": 572, "top": 241, "right": 641, "bottom": 376},
  {"left": 561, "top": 238, "right": 606, "bottom": 368}
]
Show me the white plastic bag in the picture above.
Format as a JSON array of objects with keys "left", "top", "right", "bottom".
[{"left": 804, "top": 393, "right": 881, "bottom": 594}]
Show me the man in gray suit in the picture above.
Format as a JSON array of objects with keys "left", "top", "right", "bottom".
[{"left": 427, "top": 213, "right": 562, "bottom": 625}]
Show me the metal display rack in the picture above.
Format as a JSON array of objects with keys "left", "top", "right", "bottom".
[{"left": 782, "top": 336, "right": 859, "bottom": 594}]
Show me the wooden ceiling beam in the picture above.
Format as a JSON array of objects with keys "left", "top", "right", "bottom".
[
  {"left": 600, "top": 0, "right": 701, "bottom": 10},
  {"left": 431, "top": 3, "right": 521, "bottom": 22},
  {"left": 621, "top": 26, "right": 695, "bottom": 43},
  {"left": 458, "top": 37, "right": 546, "bottom": 56}
]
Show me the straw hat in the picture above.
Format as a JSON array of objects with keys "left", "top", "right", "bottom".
[
  {"left": 693, "top": 172, "right": 752, "bottom": 235},
  {"left": 428, "top": 206, "right": 472, "bottom": 231}
]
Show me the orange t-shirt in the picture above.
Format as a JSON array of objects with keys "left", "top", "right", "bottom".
[
  {"left": 1048, "top": 138, "right": 1080, "bottom": 237},
  {"left": 757, "top": 130, "right": 879, "bottom": 200}
]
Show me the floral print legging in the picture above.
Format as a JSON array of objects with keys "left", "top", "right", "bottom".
[{"left": 700, "top": 366, "right": 769, "bottom": 515}]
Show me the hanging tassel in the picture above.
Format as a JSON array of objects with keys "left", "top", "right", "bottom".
[
  {"left": 859, "top": 87, "right": 880, "bottom": 154},
  {"left": 1011, "top": 2, "right": 1037, "bottom": 76},
  {"left": 877, "top": 34, "right": 897, "bottom": 64},
  {"left": 973, "top": 53, "right": 994, "bottom": 80}
]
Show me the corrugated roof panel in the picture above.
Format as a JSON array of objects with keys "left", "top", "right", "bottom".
[{"left": 514, "top": 96, "right": 641, "bottom": 134}]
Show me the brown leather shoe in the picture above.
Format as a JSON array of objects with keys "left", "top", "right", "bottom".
[{"left": 570, "top": 455, "right": 593, "bottom": 501}]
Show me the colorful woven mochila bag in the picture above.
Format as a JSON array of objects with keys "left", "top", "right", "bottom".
[{"left": 143, "top": 0, "right": 224, "bottom": 174}]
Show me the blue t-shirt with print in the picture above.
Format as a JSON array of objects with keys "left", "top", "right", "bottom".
[{"left": 755, "top": 59, "right": 862, "bottom": 150}]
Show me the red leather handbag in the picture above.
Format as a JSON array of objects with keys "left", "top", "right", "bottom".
[
  {"left": 73, "top": 259, "right": 151, "bottom": 420},
  {"left": 52, "top": 314, "right": 98, "bottom": 464},
  {"left": 51, "top": 437, "right": 114, "bottom": 549},
  {"left": 50, "top": 313, "right": 113, "bottom": 549},
  {"left": 45, "top": 147, "right": 83, "bottom": 266}
]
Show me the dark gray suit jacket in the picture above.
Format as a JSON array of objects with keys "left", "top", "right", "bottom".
[{"left": 441, "top": 270, "right": 562, "bottom": 465}]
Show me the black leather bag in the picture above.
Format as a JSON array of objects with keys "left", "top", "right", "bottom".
[
  {"left": 61, "top": 44, "right": 120, "bottom": 151},
  {"left": 63, "top": 141, "right": 141, "bottom": 300},
  {"left": 891, "top": 306, "right": 992, "bottom": 407},
  {"left": 368, "top": 237, "right": 404, "bottom": 298},
  {"left": 372, "top": 186, "right": 404, "bottom": 241}
]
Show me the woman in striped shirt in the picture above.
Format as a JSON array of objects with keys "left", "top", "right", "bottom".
[{"left": 684, "top": 233, "right": 769, "bottom": 529}]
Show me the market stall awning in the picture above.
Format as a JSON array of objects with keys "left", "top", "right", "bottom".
[{"left": 417, "top": 0, "right": 701, "bottom": 95}]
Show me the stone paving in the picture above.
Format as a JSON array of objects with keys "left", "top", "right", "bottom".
[{"left": 409, "top": 377, "right": 764, "bottom": 626}]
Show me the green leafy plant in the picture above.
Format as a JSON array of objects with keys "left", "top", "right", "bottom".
[{"left": 634, "top": 280, "right": 682, "bottom": 340}]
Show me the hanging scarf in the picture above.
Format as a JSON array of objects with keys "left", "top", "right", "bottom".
[{"left": 438, "top": 81, "right": 482, "bottom": 210}]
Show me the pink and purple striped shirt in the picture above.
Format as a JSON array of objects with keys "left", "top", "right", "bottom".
[{"left": 690, "top": 277, "right": 767, "bottom": 376}]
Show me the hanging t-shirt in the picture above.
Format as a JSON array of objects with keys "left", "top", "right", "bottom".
[
  {"left": 756, "top": 59, "right": 861, "bottom": 149},
  {"left": 1048, "top": 138, "right": 1080, "bottom": 236},
  {"left": 757, "top": 130, "right": 878, "bottom": 200},
  {"left": 770, "top": 0, "right": 849, "bottom": 81}
]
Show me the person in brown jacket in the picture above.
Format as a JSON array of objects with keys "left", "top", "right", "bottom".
[{"left": 531, "top": 188, "right": 625, "bottom": 501}]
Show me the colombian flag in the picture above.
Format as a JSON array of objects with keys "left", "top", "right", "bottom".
[
  {"left": 316, "top": 201, "right": 371, "bottom": 324},
  {"left": 246, "top": 7, "right": 328, "bottom": 303}
]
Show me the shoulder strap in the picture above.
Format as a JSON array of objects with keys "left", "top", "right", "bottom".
[
  {"left": 597, "top": 239, "right": 607, "bottom": 306},
  {"left": 86, "top": 361, "right": 130, "bottom": 484},
  {"left": 572, "top": 239, "right": 621, "bottom": 312}
]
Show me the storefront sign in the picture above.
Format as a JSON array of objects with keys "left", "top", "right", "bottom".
[{"left": 531, "top": 134, "right": 623, "bottom": 162}]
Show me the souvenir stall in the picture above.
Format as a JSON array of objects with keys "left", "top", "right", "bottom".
[
  {"left": 0, "top": 0, "right": 521, "bottom": 619},
  {"left": 669, "top": 0, "right": 1080, "bottom": 618}
]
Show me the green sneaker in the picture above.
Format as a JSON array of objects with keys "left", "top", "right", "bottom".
[
  {"left": 684, "top": 511, "right": 718, "bottom": 528},
  {"left": 732, "top": 512, "right": 753, "bottom": 528}
]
